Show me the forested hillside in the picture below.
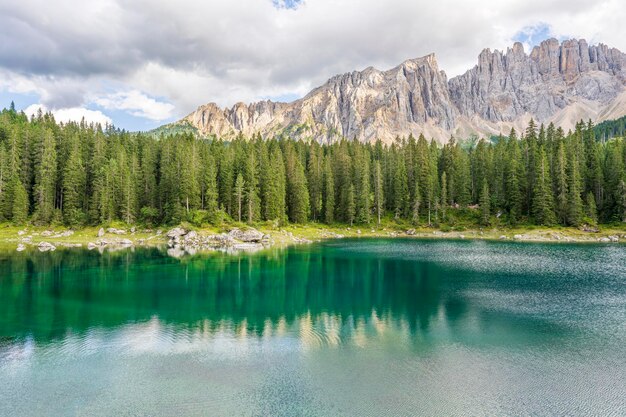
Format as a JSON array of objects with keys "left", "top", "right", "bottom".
[{"left": 1, "top": 105, "right": 625, "bottom": 228}]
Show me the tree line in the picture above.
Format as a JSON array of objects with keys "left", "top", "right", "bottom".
[{"left": 0, "top": 105, "right": 625, "bottom": 228}]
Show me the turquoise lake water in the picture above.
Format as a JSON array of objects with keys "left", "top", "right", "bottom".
[{"left": 1, "top": 239, "right": 625, "bottom": 416}]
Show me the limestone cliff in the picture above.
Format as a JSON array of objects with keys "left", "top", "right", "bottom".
[{"left": 181, "top": 39, "right": 626, "bottom": 142}]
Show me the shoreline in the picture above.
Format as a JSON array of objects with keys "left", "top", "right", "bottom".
[{"left": 1, "top": 223, "right": 625, "bottom": 255}]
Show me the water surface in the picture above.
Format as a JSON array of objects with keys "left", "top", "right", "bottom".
[{"left": 1, "top": 239, "right": 625, "bottom": 416}]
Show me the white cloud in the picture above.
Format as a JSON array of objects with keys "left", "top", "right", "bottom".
[
  {"left": 23, "top": 104, "right": 112, "bottom": 126},
  {"left": 1, "top": 0, "right": 625, "bottom": 124},
  {"left": 94, "top": 90, "right": 174, "bottom": 121}
]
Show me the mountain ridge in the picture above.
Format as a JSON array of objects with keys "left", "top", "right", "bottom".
[{"left": 174, "top": 38, "right": 626, "bottom": 142}]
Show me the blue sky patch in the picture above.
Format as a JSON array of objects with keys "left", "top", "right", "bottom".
[
  {"left": 513, "top": 23, "right": 568, "bottom": 48},
  {"left": 272, "top": 0, "right": 303, "bottom": 10}
]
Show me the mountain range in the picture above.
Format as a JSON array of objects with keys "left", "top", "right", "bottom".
[{"left": 170, "top": 38, "right": 626, "bottom": 143}]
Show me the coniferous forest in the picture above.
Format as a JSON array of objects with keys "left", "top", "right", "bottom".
[{"left": 1, "top": 104, "right": 625, "bottom": 229}]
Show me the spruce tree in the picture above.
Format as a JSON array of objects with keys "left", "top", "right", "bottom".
[
  {"left": 553, "top": 141, "right": 568, "bottom": 224},
  {"left": 566, "top": 153, "right": 583, "bottom": 226},
  {"left": 480, "top": 178, "right": 490, "bottom": 225},
  {"left": 355, "top": 148, "right": 370, "bottom": 224},
  {"left": 33, "top": 129, "right": 57, "bottom": 224},
  {"left": 323, "top": 155, "right": 335, "bottom": 224},
  {"left": 307, "top": 146, "right": 323, "bottom": 221},
  {"left": 532, "top": 148, "right": 556, "bottom": 225},
  {"left": 234, "top": 173, "right": 245, "bottom": 222},
  {"left": 286, "top": 148, "right": 309, "bottom": 223},
  {"left": 585, "top": 192, "right": 598, "bottom": 224},
  {"left": 374, "top": 160, "right": 383, "bottom": 226},
  {"left": 11, "top": 176, "right": 28, "bottom": 225},
  {"left": 346, "top": 183, "right": 355, "bottom": 226},
  {"left": 393, "top": 156, "right": 408, "bottom": 219},
  {"left": 440, "top": 172, "right": 447, "bottom": 223},
  {"left": 265, "top": 147, "right": 286, "bottom": 222},
  {"left": 202, "top": 152, "right": 218, "bottom": 218},
  {"left": 412, "top": 177, "right": 421, "bottom": 225},
  {"left": 62, "top": 136, "right": 86, "bottom": 225}
]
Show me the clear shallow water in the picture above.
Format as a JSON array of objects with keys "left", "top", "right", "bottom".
[{"left": 1, "top": 238, "right": 625, "bottom": 416}]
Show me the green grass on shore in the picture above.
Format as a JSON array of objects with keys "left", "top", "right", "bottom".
[{"left": 1, "top": 216, "right": 625, "bottom": 252}]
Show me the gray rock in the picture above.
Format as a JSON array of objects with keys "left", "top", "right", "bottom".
[
  {"left": 228, "top": 228, "right": 265, "bottom": 243},
  {"left": 98, "top": 228, "right": 105, "bottom": 237},
  {"left": 167, "top": 227, "right": 187, "bottom": 239},
  {"left": 37, "top": 241, "right": 56, "bottom": 251},
  {"left": 107, "top": 228, "right": 126, "bottom": 235},
  {"left": 16, "top": 244, "right": 26, "bottom": 252}
]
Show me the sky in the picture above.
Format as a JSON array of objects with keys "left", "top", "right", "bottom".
[{"left": 0, "top": 0, "right": 624, "bottom": 131}]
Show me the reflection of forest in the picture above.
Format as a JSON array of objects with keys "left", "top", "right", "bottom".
[
  {"left": 0, "top": 244, "right": 568, "bottom": 348},
  {"left": 0, "top": 245, "right": 456, "bottom": 343}
]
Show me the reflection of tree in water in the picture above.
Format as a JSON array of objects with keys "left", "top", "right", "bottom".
[{"left": 0, "top": 243, "right": 566, "bottom": 348}]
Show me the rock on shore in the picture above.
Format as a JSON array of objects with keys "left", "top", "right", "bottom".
[{"left": 166, "top": 227, "right": 271, "bottom": 256}]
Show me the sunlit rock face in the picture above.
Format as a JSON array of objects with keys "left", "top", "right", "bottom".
[{"left": 182, "top": 39, "right": 626, "bottom": 143}]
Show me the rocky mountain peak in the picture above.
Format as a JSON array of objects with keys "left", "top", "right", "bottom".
[{"left": 181, "top": 39, "right": 626, "bottom": 143}]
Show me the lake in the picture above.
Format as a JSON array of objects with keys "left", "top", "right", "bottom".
[{"left": 1, "top": 239, "right": 625, "bottom": 416}]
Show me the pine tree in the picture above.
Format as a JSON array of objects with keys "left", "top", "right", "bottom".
[
  {"left": 307, "top": 145, "right": 323, "bottom": 221},
  {"left": 265, "top": 147, "right": 286, "bottom": 222},
  {"left": 201, "top": 152, "right": 218, "bottom": 219},
  {"left": 323, "top": 155, "right": 335, "bottom": 224},
  {"left": 506, "top": 137, "right": 523, "bottom": 224},
  {"left": 480, "top": 178, "right": 490, "bottom": 225},
  {"left": 354, "top": 148, "right": 371, "bottom": 224},
  {"left": 346, "top": 183, "right": 355, "bottom": 226},
  {"left": 218, "top": 146, "right": 235, "bottom": 216},
  {"left": 62, "top": 135, "right": 86, "bottom": 225},
  {"left": 553, "top": 141, "right": 568, "bottom": 224},
  {"left": 11, "top": 176, "right": 28, "bottom": 225},
  {"left": 243, "top": 150, "right": 260, "bottom": 223},
  {"left": 440, "top": 172, "right": 447, "bottom": 223},
  {"left": 234, "top": 173, "right": 245, "bottom": 222},
  {"left": 373, "top": 160, "right": 383, "bottom": 226},
  {"left": 566, "top": 153, "right": 583, "bottom": 226},
  {"left": 532, "top": 148, "right": 556, "bottom": 225},
  {"left": 585, "top": 192, "right": 598, "bottom": 224},
  {"left": 393, "top": 156, "right": 408, "bottom": 219},
  {"left": 33, "top": 129, "right": 57, "bottom": 224},
  {"left": 286, "top": 148, "right": 309, "bottom": 223},
  {"left": 0, "top": 143, "right": 10, "bottom": 220},
  {"left": 412, "top": 177, "right": 421, "bottom": 225}
]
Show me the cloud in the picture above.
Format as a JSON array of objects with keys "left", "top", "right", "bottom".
[
  {"left": 1, "top": 0, "right": 625, "bottom": 126},
  {"left": 23, "top": 104, "right": 112, "bottom": 126},
  {"left": 94, "top": 90, "right": 174, "bottom": 121}
]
